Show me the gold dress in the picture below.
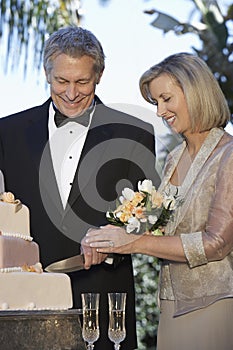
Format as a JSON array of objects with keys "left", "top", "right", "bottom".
[{"left": 156, "top": 128, "right": 233, "bottom": 350}]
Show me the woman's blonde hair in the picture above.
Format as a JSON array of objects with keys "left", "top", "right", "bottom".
[{"left": 139, "top": 53, "right": 230, "bottom": 132}]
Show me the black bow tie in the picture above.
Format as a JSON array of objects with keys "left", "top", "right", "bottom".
[{"left": 54, "top": 107, "right": 92, "bottom": 128}]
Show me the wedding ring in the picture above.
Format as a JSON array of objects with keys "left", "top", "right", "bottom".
[{"left": 108, "top": 241, "right": 114, "bottom": 247}]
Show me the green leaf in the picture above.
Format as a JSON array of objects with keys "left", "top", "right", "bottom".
[{"left": 150, "top": 11, "right": 181, "bottom": 33}]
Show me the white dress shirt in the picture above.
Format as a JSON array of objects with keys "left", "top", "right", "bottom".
[{"left": 48, "top": 102, "right": 94, "bottom": 208}]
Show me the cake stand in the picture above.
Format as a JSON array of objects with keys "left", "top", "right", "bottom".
[{"left": 0, "top": 309, "right": 86, "bottom": 350}]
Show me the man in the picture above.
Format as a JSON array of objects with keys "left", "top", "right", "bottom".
[{"left": 0, "top": 26, "right": 158, "bottom": 349}]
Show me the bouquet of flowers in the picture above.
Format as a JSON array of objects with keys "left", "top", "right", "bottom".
[{"left": 106, "top": 179, "right": 177, "bottom": 235}]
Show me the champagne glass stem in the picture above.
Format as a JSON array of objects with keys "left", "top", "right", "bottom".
[
  {"left": 114, "top": 344, "right": 120, "bottom": 350},
  {"left": 87, "top": 344, "right": 95, "bottom": 350}
]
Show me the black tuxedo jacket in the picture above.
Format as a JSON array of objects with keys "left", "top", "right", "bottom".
[{"left": 0, "top": 96, "right": 159, "bottom": 350}]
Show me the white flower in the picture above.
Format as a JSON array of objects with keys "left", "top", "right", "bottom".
[
  {"left": 119, "top": 196, "right": 124, "bottom": 204},
  {"left": 138, "top": 179, "right": 153, "bottom": 194},
  {"left": 120, "top": 187, "right": 135, "bottom": 202},
  {"left": 106, "top": 178, "right": 178, "bottom": 235},
  {"left": 126, "top": 217, "right": 140, "bottom": 233},
  {"left": 163, "top": 195, "right": 176, "bottom": 210},
  {"left": 148, "top": 215, "right": 158, "bottom": 224},
  {"left": 140, "top": 217, "right": 147, "bottom": 223}
]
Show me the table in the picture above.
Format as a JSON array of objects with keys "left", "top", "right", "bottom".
[{"left": 0, "top": 310, "right": 86, "bottom": 350}]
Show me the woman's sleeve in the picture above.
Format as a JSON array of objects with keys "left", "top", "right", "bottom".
[
  {"left": 180, "top": 232, "right": 208, "bottom": 268},
  {"left": 181, "top": 146, "right": 233, "bottom": 267}
]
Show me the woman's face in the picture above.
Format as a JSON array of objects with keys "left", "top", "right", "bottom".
[{"left": 149, "top": 73, "right": 192, "bottom": 136}]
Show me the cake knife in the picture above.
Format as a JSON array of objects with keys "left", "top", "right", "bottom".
[{"left": 45, "top": 254, "right": 85, "bottom": 273}]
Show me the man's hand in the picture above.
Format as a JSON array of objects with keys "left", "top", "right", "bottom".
[{"left": 81, "top": 234, "right": 108, "bottom": 270}]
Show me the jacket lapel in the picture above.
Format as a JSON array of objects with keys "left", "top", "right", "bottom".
[
  {"left": 65, "top": 103, "right": 114, "bottom": 211},
  {"left": 160, "top": 128, "right": 224, "bottom": 235},
  {"left": 26, "top": 99, "right": 63, "bottom": 213},
  {"left": 25, "top": 102, "right": 50, "bottom": 171}
]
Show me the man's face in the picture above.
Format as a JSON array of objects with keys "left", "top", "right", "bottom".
[{"left": 46, "top": 53, "right": 102, "bottom": 117}]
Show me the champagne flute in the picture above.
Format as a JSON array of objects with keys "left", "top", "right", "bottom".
[
  {"left": 81, "top": 293, "right": 100, "bottom": 350},
  {"left": 108, "top": 292, "right": 127, "bottom": 350}
]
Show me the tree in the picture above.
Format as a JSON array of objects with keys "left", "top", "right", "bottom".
[
  {"left": 1, "top": 1, "right": 232, "bottom": 348},
  {"left": 0, "top": 0, "right": 81, "bottom": 74},
  {"left": 2, "top": 0, "right": 233, "bottom": 112},
  {"left": 144, "top": 0, "right": 233, "bottom": 121},
  {"left": 2, "top": 0, "right": 232, "bottom": 117}
]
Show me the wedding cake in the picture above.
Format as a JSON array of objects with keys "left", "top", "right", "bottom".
[{"left": 0, "top": 192, "right": 73, "bottom": 311}]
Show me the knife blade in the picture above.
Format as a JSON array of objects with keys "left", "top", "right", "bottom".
[{"left": 45, "top": 254, "right": 85, "bottom": 273}]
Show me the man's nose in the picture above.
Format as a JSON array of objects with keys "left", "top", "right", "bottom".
[{"left": 66, "top": 84, "right": 79, "bottom": 101}]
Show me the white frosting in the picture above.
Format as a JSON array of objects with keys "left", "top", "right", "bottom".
[
  {"left": 0, "top": 272, "right": 73, "bottom": 310},
  {"left": 0, "top": 193, "right": 73, "bottom": 311},
  {"left": 0, "top": 236, "right": 39, "bottom": 269},
  {"left": 1, "top": 302, "right": 9, "bottom": 310},
  {"left": 0, "top": 232, "right": 33, "bottom": 241},
  {"left": 0, "top": 201, "right": 30, "bottom": 235},
  {"left": 0, "top": 267, "right": 22, "bottom": 273}
]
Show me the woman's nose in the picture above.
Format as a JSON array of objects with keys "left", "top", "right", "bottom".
[{"left": 156, "top": 103, "right": 167, "bottom": 118}]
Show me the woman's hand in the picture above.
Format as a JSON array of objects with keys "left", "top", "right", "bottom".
[{"left": 84, "top": 224, "right": 141, "bottom": 254}]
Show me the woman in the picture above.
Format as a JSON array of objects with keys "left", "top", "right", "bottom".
[{"left": 83, "top": 53, "right": 233, "bottom": 350}]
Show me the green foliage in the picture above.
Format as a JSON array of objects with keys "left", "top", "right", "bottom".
[
  {"left": 2, "top": 0, "right": 233, "bottom": 121},
  {"left": 0, "top": 0, "right": 80, "bottom": 74},
  {"left": 145, "top": 0, "right": 233, "bottom": 122},
  {"left": 133, "top": 254, "right": 161, "bottom": 350},
  {"left": 1, "top": 1, "right": 232, "bottom": 347}
]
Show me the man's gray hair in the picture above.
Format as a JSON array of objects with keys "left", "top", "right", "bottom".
[{"left": 43, "top": 26, "right": 105, "bottom": 79}]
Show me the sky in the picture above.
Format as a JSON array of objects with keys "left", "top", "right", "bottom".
[{"left": 1, "top": 0, "right": 232, "bottom": 140}]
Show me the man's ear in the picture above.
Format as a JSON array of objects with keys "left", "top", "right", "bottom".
[
  {"left": 96, "top": 70, "right": 104, "bottom": 85},
  {"left": 45, "top": 70, "right": 51, "bottom": 84}
]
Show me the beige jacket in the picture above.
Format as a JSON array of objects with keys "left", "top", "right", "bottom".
[{"left": 159, "top": 128, "right": 233, "bottom": 316}]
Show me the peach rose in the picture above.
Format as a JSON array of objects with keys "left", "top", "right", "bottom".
[{"left": 0, "top": 192, "right": 15, "bottom": 203}]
